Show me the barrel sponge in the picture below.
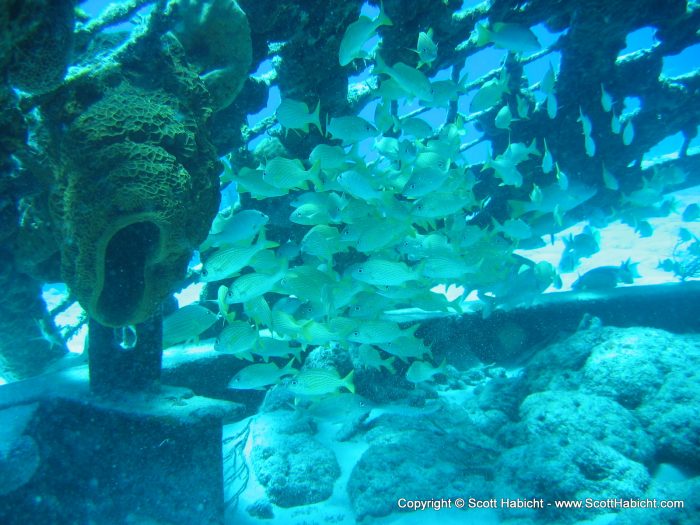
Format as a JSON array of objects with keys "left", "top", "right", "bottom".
[
  {"left": 57, "top": 82, "right": 220, "bottom": 327},
  {"left": 170, "top": 0, "right": 252, "bottom": 111}
]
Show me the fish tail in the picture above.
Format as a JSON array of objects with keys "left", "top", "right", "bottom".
[
  {"left": 342, "top": 369, "right": 356, "bottom": 394},
  {"left": 377, "top": 0, "right": 392, "bottom": 27},
  {"left": 311, "top": 100, "right": 323, "bottom": 134},
  {"left": 325, "top": 113, "right": 332, "bottom": 139},
  {"left": 373, "top": 53, "right": 389, "bottom": 76},
  {"left": 308, "top": 158, "right": 323, "bottom": 189},
  {"left": 475, "top": 22, "right": 491, "bottom": 47}
]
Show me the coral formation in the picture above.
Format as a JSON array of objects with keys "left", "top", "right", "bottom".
[
  {"left": 169, "top": 0, "right": 253, "bottom": 111},
  {"left": 250, "top": 412, "right": 340, "bottom": 507},
  {"left": 1, "top": 0, "right": 74, "bottom": 94}
]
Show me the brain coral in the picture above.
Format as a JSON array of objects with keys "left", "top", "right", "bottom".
[{"left": 56, "top": 81, "right": 220, "bottom": 327}]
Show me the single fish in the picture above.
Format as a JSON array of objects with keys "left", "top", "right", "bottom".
[
  {"left": 400, "top": 116, "right": 433, "bottom": 139},
  {"left": 494, "top": 105, "right": 513, "bottom": 129},
  {"left": 201, "top": 209, "right": 269, "bottom": 250},
  {"left": 263, "top": 157, "right": 321, "bottom": 191},
  {"left": 475, "top": 21, "right": 541, "bottom": 54},
  {"left": 611, "top": 111, "right": 622, "bottom": 134},
  {"left": 255, "top": 336, "right": 303, "bottom": 363},
  {"left": 226, "top": 266, "right": 286, "bottom": 304},
  {"left": 347, "top": 320, "right": 418, "bottom": 345},
  {"left": 546, "top": 94, "right": 557, "bottom": 119},
  {"left": 276, "top": 265, "right": 335, "bottom": 304},
  {"left": 492, "top": 218, "right": 533, "bottom": 241},
  {"left": 470, "top": 75, "right": 509, "bottom": 113},
  {"left": 350, "top": 258, "right": 420, "bottom": 287},
  {"left": 326, "top": 115, "right": 378, "bottom": 145},
  {"left": 276, "top": 98, "right": 322, "bottom": 134},
  {"left": 374, "top": 100, "right": 397, "bottom": 133},
  {"left": 541, "top": 138, "right": 554, "bottom": 174},
  {"left": 412, "top": 191, "right": 476, "bottom": 218},
  {"left": 163, "top": 304, "right": 219, "bottom": 348},
  {"left": 622, "top": 120, "right": 634, "bottom": 145},
  {"left": 337, "top": 169, "right": 382, "bottom": 201},
  {"left": 572, "top": 259, "right": 639, "bottom": 291},
  {"left": 300, "top": 320, "right": 343, "bottom": 346},
  {"left": 554, "top": 162, "right": 569, "bottom": 191},
  {"left": 244, "top": 295, "right": 273, "bottom": 329},
  {"left": 309, "top": 144, "right": 357, "bottom": 173},
  {"left": 559, "top": 226, "right": 600, "bottom": 271},
  {"left": 600, "top": 84, "right": 613, "bottom": 112},
  {"left": 301, "top": 225, "right": 343, "bottom": 262},
  {"left": 578, "top": 107, "right": 593, "bottom": 136},
  {"left": 406, "top": 358, "right": 448, "bottom": 383},
  {"left": 540, "top": 63, "right": 556, "bottom": 95},
  {"left": 682, "top": 203, "right": 700, "bottom": 222},
  {"left": 516, "top": 94, "right": 530, "bottom": 118},
  {"left": 357, "top": 344, "right": 396, "bottom": 374},
  {"left": 509, "top": 182, "right": 596, "bottom": 218},
  {"left": 379, "top": 335, "right": 432, "bottom": 362},
  {"left": 602, "top": 164, "right": 620, "bottom": 191},
  {"left": 414, "top": 28, "right": 438, "bottom": 69},
  {"left": 233, "top": 167, "right": 289, "bottom": 199},
  {"left": 214, "top": 320, "right": 259, "bottom": 360},
  {"left": 402, "top": 166, "right": 449, "bottom": 198},
  {"left": 635, "top": 220, "right": 654, "bottom": 238},
  {"left": 227, "top": 359, "right": 297, "bottom": 390},
  {"left": 374, "top": 55, "right": 433, "bottom": 102},
  {"left": 287, "top": 368, "right": 355, "bottom": 396},
  {"left": 339, "top": 2, "right": 392, "bottom": 66},
  {"left": 584, "top": 134, "right": 596, "bottom": 157},
  {"left": 201, "top": 234, "right": 278, "bottom": 282},
  {"left": 421, "top": 254, "right": 481, "bottom": 279},
  {"left": 426, "top": 79, "right": 461, "bottom": 108}
]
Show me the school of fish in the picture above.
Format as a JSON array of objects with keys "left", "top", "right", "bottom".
[{"left": 161, "top": 7, "right": 690, "bottom": 398}]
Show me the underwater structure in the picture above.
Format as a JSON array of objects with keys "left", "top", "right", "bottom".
[{"left": 1, "top": 0, "right": 700, "bottom": 524}]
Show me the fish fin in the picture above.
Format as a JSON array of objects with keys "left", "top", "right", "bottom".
[
  {"left": 376, "top": 0, "right": 392, "bottom": 27},
  {"left": 384, "top": 356, "right": 396, "bottom": 375},
  {"left": 342, "top": 369, "right": 356, "bottom": 394},
  {"left": 404, "top": 323, "right": 420, "bottom": 338},
  {"left": 281, "top": 358, "right": 298, "bottom": 376}
]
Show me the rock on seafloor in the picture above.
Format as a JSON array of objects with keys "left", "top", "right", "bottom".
[{"left": 250, "top": 412, "right": 341, "bottom": 507}]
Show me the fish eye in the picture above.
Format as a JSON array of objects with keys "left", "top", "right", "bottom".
[
  {"left": 357, "top": 267, "right": 363, "bottom": 273},
  {"left": 291, "top": 380, "right": 298, "bottom": 385},
  {"left": 353, "top": 330, "right": 360, "bottom": 336},
  {"left": 202, "top": 268, "right": 208, "bottom": 276}
]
